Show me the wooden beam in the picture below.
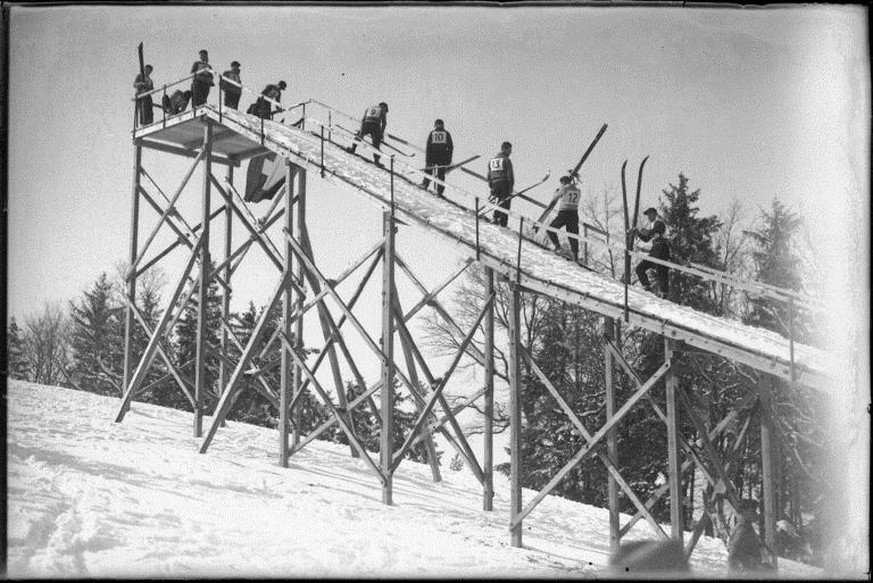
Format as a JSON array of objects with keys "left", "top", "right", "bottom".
[
  {"left": 758, "top": 374, "right": 778, "bottom": 568},
  {"left": 483, "top": 267, "right": 495, "bottom": 511},
  {"left": 122, "top": 145, "right": 142, "bottom": 418},
  {"left": 193, "top": 122, "right": 212, "bottom": 437},
  {"left": 137, "top": 138, "right": 239, "bottom": 166},
  {"left": 381, "top": 210, "right": 396, "bottom": 505},
  {"left": 508, "top": 282, "right": 523, "bottom": 548},
  {"left": 279, "top": 161, "right": 294, "bottom": 468},
  {"left": 604, "top": 317, "right": 620, "bottom": 552},
  {"left": 665, "top": 338, "right": 683, "bottom": 542}
]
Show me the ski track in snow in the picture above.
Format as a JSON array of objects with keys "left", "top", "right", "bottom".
[
  {"left": 211, "top": 107, "right": 834, "bottom": 386},
  {"left": 6, "top": 381, "right": 824, "bottom": 578}
]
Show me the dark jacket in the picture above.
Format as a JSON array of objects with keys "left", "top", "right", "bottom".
[
  {"left": 487, "top": 152, "right": 514, "bottom": 189},
  {"left": 134, "top": 72, "right": 153, "bottom": 95},
  {"left": 221, "top": 70, "right": 241, "bottom": 94},
  {"left": 191, "top": 60, "right": 214, "bottom": 85},
  {"left": 425, "top": 128, "right": 454, "bottom": 166},
  {"left": 362, "top": 104, "right": 387, "bottom": 133},
  {"left": 649, "top": 236, "right": 670, "bottom": 261}
]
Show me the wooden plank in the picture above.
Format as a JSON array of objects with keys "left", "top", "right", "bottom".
[
  {"left": 508, "top": 283, "right": 523, "bottom": 548},
  {"left": 380, "top": 210, "right": 396, "bottom": 505},
  {"left": 279, "top": 161, "right": 294, "bottom": 468},
  {"left": 483, "top": 267, "right": 495, "bottom": 511},
  {"left": 665, "top": 338, "right": 683, "bottom": 542},
  {"left": 604, "top": 318, "right": 620, "bottom": 551},
  {"left": 758, "top": 374, "right": 778, "bottom": 567},
  {"left": 193, "top": 123, "right": 213, "bottom": 437},
  {"left": 137, "top": 139, "right": 239, "bottom": 166}
]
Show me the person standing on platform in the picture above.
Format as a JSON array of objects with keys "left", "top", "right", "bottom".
[
  {"left": 347, "top": 102, "right": 389, "bottom": 167},
  {"left": 633, "top": 207, "right": 671, "bottom": 297},
  {"left": 421, "top": 119, "right": 454, "bottom": 197},
  {"left": 220, "top": 60, "right": 242, "bottom": 110},
  {"left": 487, "top": 141, "right": 514, "bottom": 227},
  {"left": 134, "top": 64, "right": 154, "bottom": 126},
  {"left": 546, "top": 175, "right": 582, "bottom": 261},
  {"left": 190, "top": 49, "right": 214, "bottom": 107}
]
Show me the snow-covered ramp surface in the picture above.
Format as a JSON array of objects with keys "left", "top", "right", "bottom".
[
  {"left": 166, "top": 105, "right": 834, "bottom": 391},
  {"left": 6, "top": 381, "right": 824, "bottom": 578}
]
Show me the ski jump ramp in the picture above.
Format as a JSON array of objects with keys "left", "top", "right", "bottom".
[{"left": 135, "top": 105, "right": 835, "bottom": 393}]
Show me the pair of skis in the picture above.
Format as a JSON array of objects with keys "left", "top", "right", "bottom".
[
  {"left": 621, "top": 155, "right": 650, "bottom": 282},
  {"left": 530, "top": 123, "right": 609, "bottom": 238},
  {"left": 335, "top": 122, "right": 417, "bottom": 158},
  {"left": 621, "top": 155, "right": 650, "bottom": 320}
]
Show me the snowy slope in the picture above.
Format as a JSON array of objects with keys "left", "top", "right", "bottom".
[
  {"left": 190, "top": 106, "right": 834, "bottom": 390},
  {"left": 6, "top": 381, "right": 823, "bottom": 578}
]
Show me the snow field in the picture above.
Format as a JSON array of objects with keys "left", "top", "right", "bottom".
[{"left": 6, "top": 381, "right": 823, "bottom": 578}]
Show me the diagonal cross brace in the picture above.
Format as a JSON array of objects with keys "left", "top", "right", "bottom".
[
  {"left": 199, "top": 267, "right": 294, "bottom": 453},
  {"left": 388, "top": 289, "right": 486, "bottom": 483},
  {"left": 116, "top": 235, "right": 206, "bottom": 422},
  {"left": 512, "top": 359, "right": 672, "bottom": 528},
  {"left": 390, "top": 292, "right": 494, "bottom": 473},
  {"left": 279, "top": 331, "right": 385, "bottom": 482},
  {"left": 521, "top": 347, "right": 668, "bottom": 538}
]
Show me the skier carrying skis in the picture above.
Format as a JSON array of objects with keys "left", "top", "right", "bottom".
[
  {"left": 348, "top": 102, "right": 389, "bottom": 167},
  {"left": 421, "top": 119, "right": 454, "bottom": 197},
  {"left": 133, "top": 64, "right": 155, "bottom": 126},
  {"left": 487, "top": 141, "right": 514, "bottom": 227},
  {"left": 546, "top": 175, "right": 582, "bottom": 261},
  {"left": 633, "top": 207, "right": 670, "bottom": 297}
]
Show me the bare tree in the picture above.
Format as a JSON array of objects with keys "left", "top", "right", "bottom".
[
  {"left": 714, "top": 198, "right": 751, "bottom": 317},
  {"left": 23, "top": 301, "right": 73, "bottom": 386}
]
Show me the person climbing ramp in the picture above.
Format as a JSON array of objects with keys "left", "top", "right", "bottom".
[
  {"left": 487, "top": 141, "right": 514, "bottom": 227},
  {"left": 421, "top": 119, "right": 454, "bottom": 197},
  {"left": 347, "top": 102, "right": 388, "bottom": 167},
  {"left": 546, "top": 175, "right": 582, "bottom": 261},
  {"left": 633, "top": 207, "right": 671, "bottom": 297}
]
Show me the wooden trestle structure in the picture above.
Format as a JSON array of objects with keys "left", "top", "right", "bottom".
[{"left": 117, "top": 85, "right": 833, "bottom": 565}]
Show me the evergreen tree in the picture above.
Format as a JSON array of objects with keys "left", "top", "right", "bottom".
[
  {"left": 659, "top": 173, "right": 723, "bottom": 313},
  {"left": 7, "top": 317, "right": 30, "bottom": 380},
  {"left": 68, "top": 273, "right": 123, "bottom": 395},
  {"left": 744, "top": 198, "right": 805, "bottom": 337},
  {"left": 743, "top": 199, "right": 828, "bottom": 564}
]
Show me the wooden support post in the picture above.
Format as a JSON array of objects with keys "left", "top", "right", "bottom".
[
  {"left": 758, "top": 374, "right": 778, "bottom": 568},
  {"left": 122, "top": 145, "right": 142, "bottom": 413},
  {"left": 665, "top": 337, "right": 683, "bottom": 542},
  {"left": 483, "top": 267, "right": 495, "bottom": 511},
  {"left": 603, "top": 317, "right": 620, "bottom": 552},
  {"left": 219, "top": 165, "right": 233, "bottom": 428},
  {"left": 279, "top": 163, "right": 295, "bottom": 467},
  {"left": 380, "top": 209, "right": 395, "bottom": 506},
  {"left": 292, "top": 169, "right": 306, "bottom": 446},
  {"left": 508, "top": 282, "right": 523, "bottom": 548},
  {"left": 194, "top": 122, "right": 212, "bottom": 437}
]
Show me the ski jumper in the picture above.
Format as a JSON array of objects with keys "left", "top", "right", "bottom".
[
  {"left": 547, "top": 183, "right": 582, "bottom": 259},
  {"left": 221, "top": 69, "right": 242, "bottom": 110},
  {"left": 134, "top": 72, "right": 154, "bottom": 126},
  {"left": 635, "top": 219, "right": 670, "bottom": 296},
  {"left": 422, "top": 128, "right": 454, "bottom": 195},
  {"left": 349, "top": 104, "right": 388, "bottom": 165},
  {"left": 487, "top": 152, "right": 514, "bottom": 227},
  {"left": 253, "top": 84, "right": 282, "bottom": 120},
  {"left": 190, "top": 60, "right": 214, "bottom": 107}
]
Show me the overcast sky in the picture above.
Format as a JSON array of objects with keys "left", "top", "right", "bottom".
[{"left": 6, "top": 4, "right": 869, "bottom": 384}]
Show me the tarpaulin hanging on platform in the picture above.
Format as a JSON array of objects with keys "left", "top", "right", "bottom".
[{"left": 245, "top": 152, "right": 295, "bottom": 203}]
